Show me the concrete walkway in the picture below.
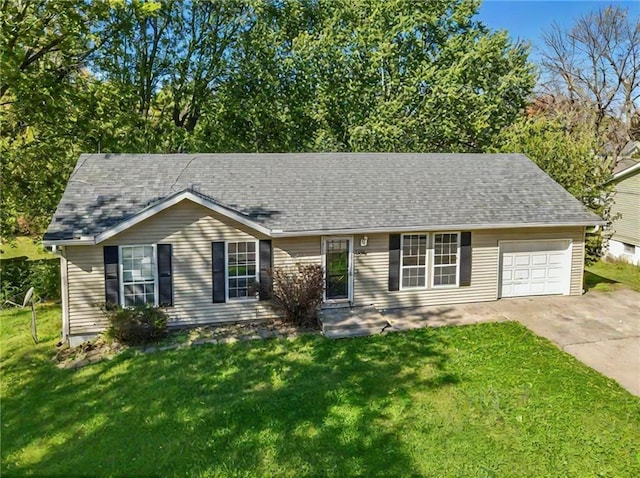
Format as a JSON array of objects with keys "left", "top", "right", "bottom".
[{"left": 383, "top": 288, "right": 640, "bottom": 396}]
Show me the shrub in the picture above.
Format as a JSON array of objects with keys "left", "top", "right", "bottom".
[
  {"left": 269, "top": 264, "right": 324, "bottom": 329},
  {"left": 0, "top": 256, "right": 60, "bottom": 303},
  {"left": 103, "top": 305, "right": 168, "bottom": 345}
]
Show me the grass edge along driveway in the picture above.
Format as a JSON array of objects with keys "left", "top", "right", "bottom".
[{"left": 2, "top": 305, "right": 639, "bottom": 477}]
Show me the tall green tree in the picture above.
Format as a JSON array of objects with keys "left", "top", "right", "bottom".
[
  {"left": 209, "top": 0, "right": 535, "bottom": 152},
  {"left": 205, "top": 0, "right": 321, "bottom": 152},
  {"left": 0, "top": 0, "right": 103, "bottom": 234},
  {"left": 302, "top": 0, "right": 534, "bottom": 152}
]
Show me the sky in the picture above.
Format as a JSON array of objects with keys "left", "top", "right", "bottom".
[{"left": 476, "top": 0, "right": 640, "bottom": 61}]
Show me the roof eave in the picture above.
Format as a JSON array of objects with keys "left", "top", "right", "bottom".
[{"left": 270, "top": 221, "right": 605, "bottom": 238}]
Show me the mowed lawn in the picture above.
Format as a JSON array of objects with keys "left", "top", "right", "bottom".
[
  {"left": 2, "top": 306, "right": 639, "bottom": 477},
  {"left": 585, "top": 259, "right": 640, "bottom": 292}
]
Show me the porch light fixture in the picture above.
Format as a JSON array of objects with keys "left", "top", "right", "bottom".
[{"left": 360, "top": 236, "right": 368, "bottom": 247}]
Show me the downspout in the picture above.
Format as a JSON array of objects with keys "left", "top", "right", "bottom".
[{"left": 59, "top": 246, "right": 70, "bottom": 345}]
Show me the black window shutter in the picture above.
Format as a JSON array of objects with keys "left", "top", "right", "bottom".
[
  {"left": 259, "top": 240, "right": 272, "bottom": 300},
  {"left": 103, "top": 246, "right": 120, "bottom": 306},
  {"left": 212, "top": 241, "right": 226, "bottom": 303},
  {"left": 388, "top": 234, "right": 401, "bottom": 291},
  {"left": 157, "top": 244, "right": 173, "bottom": 306},
  {"left": 460, "top": 231, "right": 472, "bottom": 287}
]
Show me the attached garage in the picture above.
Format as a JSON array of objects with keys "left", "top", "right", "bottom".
[{"left": 499, "top": 240, "right": 572, "bottom": 298}]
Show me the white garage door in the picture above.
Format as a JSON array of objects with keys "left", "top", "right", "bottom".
[{"left": 500, "top": 240, "right": 572, "bottom": 298}]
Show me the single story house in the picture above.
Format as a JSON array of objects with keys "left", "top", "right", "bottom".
[
  {"left": 606, "top": 143, "right": 640, "bottom": 265},
  {"left": 44, "top": 153, "right": 603, "bottom": 345}
]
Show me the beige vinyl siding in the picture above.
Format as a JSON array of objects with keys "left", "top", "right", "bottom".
[
  {"left": 611, "top": 170, "right": 640, "bottom": 245},
  {"left": 352, "top": 227, "right": 585, "bottom": 310},
  {"left": 65, "top": 200, "right": 275, "bottom": 336},
  {"left": 66, "top": 246, "right": 106, "bottom": 334},
  {"left": 273, "top": 237, "right": 321, "bottom": 267}
]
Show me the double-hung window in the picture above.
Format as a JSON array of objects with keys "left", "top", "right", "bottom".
[
  {"left": 401, "top": 234, "right": 427, "bottom": 288},
  {"left": 433, "top": 233, "right": 459, "bottom": 287},
  {"left": 227, "top": 241, "right": 258, "bottom": 300},
  {"left": 121, "top": 245, "right": 157, "bottom": 306}
]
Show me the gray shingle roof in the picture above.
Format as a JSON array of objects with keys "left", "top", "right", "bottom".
[{"left": 44, "top": 153, "right": 603, "bottom": 241}]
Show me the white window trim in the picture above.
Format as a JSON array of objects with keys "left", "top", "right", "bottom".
[
  {"left": 399, "top": 233, "right": 429, "bottom": 290},
  {"left": 224, "top": 239, "right": 260, "bottom": 302},
  {"left": 431, "top": 232, "right": 461, "bottom": 289},
  {"left": 118, "top": 244, "right": 159, "bottom": 307}
]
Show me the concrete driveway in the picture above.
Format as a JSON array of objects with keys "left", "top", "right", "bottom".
[
  {"left": 384, "top": 288, "right": 640, "bottom": 396},
  {"left": 496, "top": 289, "right": 640, "bottom": 396}
]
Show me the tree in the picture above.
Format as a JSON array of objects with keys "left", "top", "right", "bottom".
[
  {"left": 0, "top": 0, "right": 102, "bottom": 235},
  {"left": 92, "top": 0, "right": 250, "bottom": 137},
  {"left": 212, "top": 0, "right": 535, "bottom": 153},
  {"left": 540, "top": 5, "right": 640, "bottom": 154},
  {"left": 297, "top": 0, "right": 535, "bottom": 152},
  {"left": 0, "top": 0, "right": 98, "bottom": 102}
]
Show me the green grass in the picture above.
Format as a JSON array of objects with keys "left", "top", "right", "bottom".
[
  {"left": 0, "top": 236, "right": 54, "bottom": 260},
  {"left": 2, "top": 306, "right": 639, "bottom": 477},
  {"left": 585, "top": 259, "right": 640, "bottom": 292}
]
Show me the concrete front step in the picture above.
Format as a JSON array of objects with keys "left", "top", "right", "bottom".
[
  {"left": 320, "top": 305, "right": 390, "bottom": 339},
  {"left": 323, "top": 324, "right": 390, "bottom": 339}
]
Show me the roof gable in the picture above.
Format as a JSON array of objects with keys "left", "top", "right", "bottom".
[{"left": 95, "top": 189, "right": 272, "bottom": 244}]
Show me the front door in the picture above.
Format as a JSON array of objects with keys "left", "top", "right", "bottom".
[{"left": 323, "top": 237, "right": 352, "bottom": 302}]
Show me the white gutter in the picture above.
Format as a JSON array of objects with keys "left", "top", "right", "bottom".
[
  {"left": 269, "top": 221, "right": 607, "bottom": 238},
  {"left": 612, "top": 161, "right": 640, "bottom": 181},
  {"left": 43, "top": 220, "right": 606, "bottom": 245},
  {"left": 42, "top": 238, "right": 95, "bottom": 246}
]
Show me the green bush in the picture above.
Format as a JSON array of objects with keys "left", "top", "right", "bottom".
[
  {"left": 0, "top": 256, "right": 60, "bottom": 303},
  {"left": 103, "top": 305, "right": 168, "bottom": 345}
]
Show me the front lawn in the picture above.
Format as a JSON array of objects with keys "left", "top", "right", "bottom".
[
  {"left": 585, "top": 259, "right": 640, "bottom": 292},
  {"left": 2, "top": 306, "right": 639, "bottom": 477}
]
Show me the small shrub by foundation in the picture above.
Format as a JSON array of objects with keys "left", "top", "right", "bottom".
[
  {"left": 103, "top": 304, "right": 168, "bottom": 345},
  {"left": 269, "top": 264, "right": 324, "bottom": 329}
]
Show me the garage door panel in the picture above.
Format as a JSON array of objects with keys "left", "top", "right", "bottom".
[
  {"left": 500, "top": 240, "right": 571, "bottom": 298},
  {"left": 547, "top": 267, "right": 564, "bottom": 279},
  {"left": 548, "top": 253, "right": 565, "bottom": 264},
  {"left": 531, "top": 254, "right": 548, "bottom": 265},
  {"left": 530, "top": 282, "right": 546, "bottom": 294},
  {"left": 531, "top": 268, "right": 547, "bottom": 279},
  {"left": 513, "top": 283, "right": 532, "bottom": 295}
]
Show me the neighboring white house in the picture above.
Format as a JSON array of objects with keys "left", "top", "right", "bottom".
[{"left": 607, "top": 142, "right": 640, "bottom": 265}]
